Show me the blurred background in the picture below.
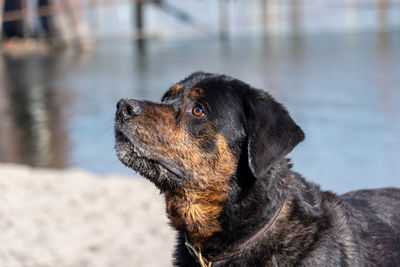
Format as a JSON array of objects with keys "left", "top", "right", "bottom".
[{"left": 0, "top": 0, "right": 399, "bottom": 193}]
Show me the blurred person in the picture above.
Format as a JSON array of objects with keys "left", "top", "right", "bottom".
[
  {"left": 2, "top": 0, "right": 25, "bottom": 39},
  {"left": 36, "top": 0, "right": 53, "bottom": 39},
  {"left": 1, "top": 0, "right": 54, "bottom": 54},
  {"left": 2, "top": 0, "right": 54, "bottom": 39}
]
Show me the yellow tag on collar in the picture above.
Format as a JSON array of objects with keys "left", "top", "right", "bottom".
[{"left": 184, "top": 241, "right": 212, "bottom": 267}]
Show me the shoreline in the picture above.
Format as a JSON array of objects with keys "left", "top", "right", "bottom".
[{"left": 0, "top": 163, "right": 175, "bottom": 267}]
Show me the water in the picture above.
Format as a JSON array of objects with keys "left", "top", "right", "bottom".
[{"left": 0, "top": 30, "right": 399, "bottom": 194}]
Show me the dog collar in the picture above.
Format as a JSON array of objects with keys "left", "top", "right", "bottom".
[
  {"left": 184, "top": 199, "right": 287, "bottom": 266},
  {"left": 184, "top": 239, "right": 212, "bottom": 267}
]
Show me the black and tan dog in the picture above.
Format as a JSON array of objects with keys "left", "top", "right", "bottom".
[{"left": 114, "top": 72, "right": 400, "bottom": 266}]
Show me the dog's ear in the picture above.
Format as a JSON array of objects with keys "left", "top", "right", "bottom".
[{"left": 244, "top": 89, "right": 305, "bottom": 179}]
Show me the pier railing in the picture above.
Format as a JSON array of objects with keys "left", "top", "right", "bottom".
[{"left": 0, "top": 0, "right": 397, "bottom": 51}]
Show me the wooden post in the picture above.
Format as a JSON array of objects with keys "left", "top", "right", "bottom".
[
  {"left": 290, "top": 0, "right": 300, "bottom": 36},
  {"left": 89, "top": 0, "right": 99, "bottom": 32},
  {"left": 135, "top": 0, "right": 144, "bottom": 39},
  {"left": 260, "top": 0, "right": 267, "bottom": 33},
  {"left": 219, "top": 0, "right": 228, "bottom": 40},
  {"left": 133, "top": 0, "right": 145, "bottom": 51},
  {"left": 20, "top": 0, "right": 29, "bottom": 37},
  {"left": 378, "top": 0, "right": 388, "bottom": 32},
  {"left": 0, "top": 0, "right": 4, "bottom": 39}
]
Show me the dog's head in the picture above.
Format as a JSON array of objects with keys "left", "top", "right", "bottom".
[
  {"left": 115, "top": 72, "right": 304, "bottom": 192},
  {"left": 115, "top": 72, "right": 304, "bottom": 245}
]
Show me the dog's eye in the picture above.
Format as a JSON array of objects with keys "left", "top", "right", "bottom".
[{"left": 192, "top": 105, "right": 204, "bottom": 117}]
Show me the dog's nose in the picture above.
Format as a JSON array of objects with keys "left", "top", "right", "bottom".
[{"left": 116, "top": 99, "right": 144, "bottom": 121}]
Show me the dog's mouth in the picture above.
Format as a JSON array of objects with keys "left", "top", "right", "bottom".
[{"left": 115, "top": 129, "right": 188, "bottom": 190}]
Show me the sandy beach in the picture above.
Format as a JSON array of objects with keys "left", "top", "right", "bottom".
[{"left": 0, "top": 164, "right": 175, "bottom": 267}]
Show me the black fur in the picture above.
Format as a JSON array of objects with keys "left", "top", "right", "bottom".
[{"left": 115, "top": 72, "right": 400, "bottom": 266}]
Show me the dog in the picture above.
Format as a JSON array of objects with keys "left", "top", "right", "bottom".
[{"left": 114, "top": 72, "right": 400, "bottom": 266}]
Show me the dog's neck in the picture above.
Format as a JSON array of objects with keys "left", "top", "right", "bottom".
[
  {"left": 166, "top": 159, "right": 329, "bottom": 264},
  {"left": 164, "top": 177, "right": 231, "bottom": 248},
  {"left": 198, "top": 159, "right": 329, "bottom": 263},
  {"left": 184, "top": 196, "right": 288, "bottom": 265}
]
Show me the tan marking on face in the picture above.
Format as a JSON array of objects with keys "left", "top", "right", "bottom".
[
  {"left": 169, "top": 84, "right": 183, "bottom": 96},
  {"left": 126, "top": 103, "right": 237, "bottom": 248},
  {"left": 186, "top": 87, "right": 204, "bottom": 99}
]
